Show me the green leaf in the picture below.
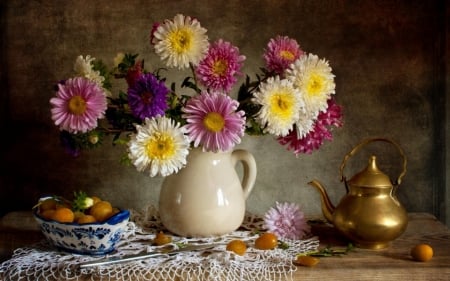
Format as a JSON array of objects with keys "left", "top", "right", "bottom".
[
  {"left": 299, "top": 243, "right": 355, "bottom": 257},
  {"left": 72, "top": 191, "right": 94, "bottom": 212},
  {"left": 278, "top": 240, "right": 290, "bottom": 250}
]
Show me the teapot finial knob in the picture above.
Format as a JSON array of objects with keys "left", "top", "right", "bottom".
[{"left": 368, "top": 155, "right": 380, "bottom": 172}]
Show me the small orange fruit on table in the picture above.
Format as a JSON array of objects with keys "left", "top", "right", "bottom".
[
  {"left": 153, "top": 231, "right": 172, "bottom": 246},
  {"left": 226, "top": 239, "right": 247, "bottom": 255},
  {"left": 294, "top": 255, "right": 320, "bottom": 267},
  {"left": 255, "top": 232, "right": 278, "bottom": 250},
  {"left": 410, "top": 243, "right": 433, "bottom": 262}
]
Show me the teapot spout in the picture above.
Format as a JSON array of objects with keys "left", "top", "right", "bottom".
[{"left": 308, "top": 180, "right": 335, "bottom": 223}]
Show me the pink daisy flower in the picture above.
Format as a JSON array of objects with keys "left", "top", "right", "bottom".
[
  {"left": 182, "top": 91, "right": 246, "bottom": 152},
  {"left": 50, "top": 77, "right": 107, "bottom": 134},
  {"left": 263, "top": 35, "right": 304, "bottom": 75},
  {"left": 277, "top": 98, "right": 343, "bottom": 155},
  {"left": 264, "top": 201, "right": 310, "bottom": 240},
  {"left": 196, "top": 39, "right": 246, "bottom": 93}
]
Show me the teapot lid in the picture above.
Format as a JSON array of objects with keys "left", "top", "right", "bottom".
[{"left": 347, "top": 156, "right": 392, "bottom": 187}]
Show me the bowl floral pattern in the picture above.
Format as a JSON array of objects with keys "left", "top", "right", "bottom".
[{"left": 34, "top": 209, "right": 130, "bottom": 255}]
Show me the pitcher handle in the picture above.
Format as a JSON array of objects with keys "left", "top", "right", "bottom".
[
  {"left": 340, "top": 137, "right": 407, "bottom": 186},
  {"left": 231, "top": 149, "right": 257, "bottom": 199}
]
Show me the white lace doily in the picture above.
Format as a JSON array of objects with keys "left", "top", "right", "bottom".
[{"left": 0, "top": 206, "right": 319, "bottom": 281}]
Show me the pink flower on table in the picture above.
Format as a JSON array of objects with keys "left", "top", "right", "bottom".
[
  {"left": 50, "top": 77, "right": 107, "bottom": 134},
  {"left": 182, "top": 91, "right": 246, "bottom": 152},
  {"left": 264, "top": 201, "right": 310, "bottom": 240},
  {"left": 196, "top": 39, "right": 246, "bottom": 93}
]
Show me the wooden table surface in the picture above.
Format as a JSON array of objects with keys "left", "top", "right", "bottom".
[
  {"left": 1, "top": 212, "right": 449, "bottom": 280},
  {"left": 299, "top": 212, "right": 450, "bottom": 280}
]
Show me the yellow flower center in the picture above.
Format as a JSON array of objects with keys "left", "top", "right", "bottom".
[
  {"left": 306, "top": 73, "right": 325, "bottom": 96},
  {"left": 68, "top": 95, "right": 87, "bottom": 115},
  {"left": 212, "top": 59, "right": 228, "bottom": 76},
  {"left": 279, "top": 50, "right": 295, "bottom": 61},
  {"left": 269, "top": 91, "right": 295, "bottom": 120},
  {"left": 146, "top": 133, "right": 176, "bottom": 160},
  {"left": 203, "top": 112, "right": 225, "bottom": 132},
  {"left": 168, "top": 28, "right": 193, "bottom": 54}
]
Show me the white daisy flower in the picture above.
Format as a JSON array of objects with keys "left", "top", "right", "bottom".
[
  {"left": 253, "top": 76, "right": 304, "bottom": 137},
  {"left": 128, "top": 116, "right": 191, "bottom": 177},
  {"left": 73, "top": 55, "right": 105, "bottom": 86},
  {"left": 153, "top": 14, "right": 209, "bottom": 69},
  {"left": 294, "top": 109, "right": 317, "bottom": 139},
  {"left": 286, "top": 53, "right": 335, "bottom": 137}
]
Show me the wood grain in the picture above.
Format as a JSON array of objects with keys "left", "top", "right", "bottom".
[{"left": 301, "top": 213, "right": 450, "bottom": 280}]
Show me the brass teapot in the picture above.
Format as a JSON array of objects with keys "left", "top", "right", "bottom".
[{"left": 309, "top": 138, "right": 408, "bottom": 249}]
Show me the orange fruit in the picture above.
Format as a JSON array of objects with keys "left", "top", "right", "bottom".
[
  {"left": 51, "top": 207, "right": 75, "bottom": 223},
  {"left": 226, "top": 239, "right": 247, "bottom": 255},
  {"left": 91, "top": 196, "right": 102, "bottom": 205},
  {"left": 153, "top": 231, "right": 172, "bottom": 246},
  {"left": 77, "top": 214, "right": 97, "bottom": 224},
  {"left": 294, "top": 255, "right": 320, "bottom": 267},
  {"left": 411, "top": 243, "right": 433, "bottom": 262},
  {"left": 40, "top": 209, "right": 56, "bottom": 220},
  {"left": 255, "top": 233, "right": 278, "bottom": 250},
  {"left": 39, "top": 198, "right": 57, "bottom": 212},
  {"left": 89, "top": 201, "right": 113, "bottom": 222},
  {"left": 55, "top": 202, "right": 72, "bottom": 210},
  {"left": 73, "top": 211, "right": 85, "bottom": 221}
]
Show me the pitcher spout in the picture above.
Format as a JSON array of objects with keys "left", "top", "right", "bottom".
[{"left": 308, "top": 180, "right": 335, "bottom": 223}]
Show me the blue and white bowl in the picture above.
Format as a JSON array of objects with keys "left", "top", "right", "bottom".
[{"left": 34, "top": 208, "right": 130, "bottom": 255}]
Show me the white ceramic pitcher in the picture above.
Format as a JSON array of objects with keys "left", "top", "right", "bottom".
[{"left": 159, "top": 147, "right": 257, "bottom": 237}]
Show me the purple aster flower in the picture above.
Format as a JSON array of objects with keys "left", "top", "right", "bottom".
[
  {"left": 127, "top": 72, "right": 169, "bottom": 120},
  {"left": 263, "top": 36, "right": 304, "bottom": 75},
  {"left": 196, "top": 39, "right": 246, "bottom": 93},
  {"left": 264, "top": 201, "right": 310, "bottom": 240},
  {"left": 277, "top": 98, "right": 343, "bottom": 155},
  {"left": 182, "top": 91, "right": 246, "bottom": 152},
  {"left": 50, "top": 77, "right": 107, "bottom": 134}
]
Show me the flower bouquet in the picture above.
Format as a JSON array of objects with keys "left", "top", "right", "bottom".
[{"left": 50, "top": 14, "right": 343, "bottom": 178}]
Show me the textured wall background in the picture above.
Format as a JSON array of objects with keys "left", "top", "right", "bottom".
[{"left": 1, "top": 1, "right": 448, "bottom": 225}]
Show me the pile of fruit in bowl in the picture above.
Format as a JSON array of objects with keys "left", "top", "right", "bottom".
[{"left": 33, "top": 192, "right": 130, "bottom": 255}]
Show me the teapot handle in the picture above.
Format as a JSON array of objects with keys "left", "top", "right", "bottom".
[{"left": 339, "top": 137, "right": 407, "bottom": 186}]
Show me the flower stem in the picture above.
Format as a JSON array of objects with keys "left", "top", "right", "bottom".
[{"left": 189, "top": 62, "right": 199, "bottom": 88}]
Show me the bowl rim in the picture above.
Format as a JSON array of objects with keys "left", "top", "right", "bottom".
[{"left": 33, "top": 207, "right": 130, "bottom": 226}]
